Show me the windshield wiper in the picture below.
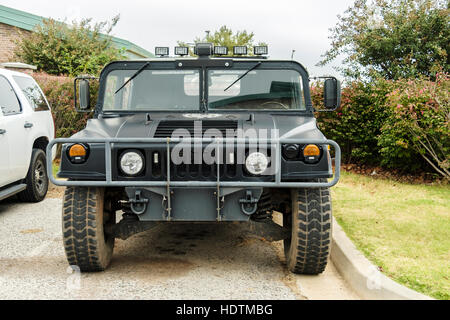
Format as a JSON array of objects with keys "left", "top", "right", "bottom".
[
  {"left": 224, "top": 62, "right": 262, "bottom": 92},
  {"left": 115, "top": 61, "right": 150, "bottom": 94}
]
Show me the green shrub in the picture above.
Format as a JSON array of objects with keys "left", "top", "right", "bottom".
[
  {"left": 379, "top": 73, "right": 449, "bottom": 178},
  {"left": 33, "top": 73, "right": 96, "bottom": 138},
  {"left": 314, "top": 79, "right": 393, "bottom": 164},
  {"left": 314, "top": 74, "right": 449, "bottom": 177},
  {"left": 15, "top": 17, "right": 124, "bottom": 77}
]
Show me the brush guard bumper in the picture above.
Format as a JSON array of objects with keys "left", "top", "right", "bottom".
[{"left": 47, "top": 137, "right": 341, "bottom": 221}]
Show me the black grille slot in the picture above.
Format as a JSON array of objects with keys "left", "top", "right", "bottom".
[{"left": 154, "top": 120, "right": 238, "bottom": 138}]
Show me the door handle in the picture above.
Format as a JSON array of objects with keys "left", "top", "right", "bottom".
[
  {"left": 0, "top": 129, "right": 5, "bottom": 134},
  {"left": 24, "top": 122, "right": 33, "bottom": 129}
]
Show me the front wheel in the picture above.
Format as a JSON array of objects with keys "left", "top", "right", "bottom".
[
  {"left": 62, "top": 187, "right": 115, "bottom": 272},
  {"left": 18, "top": 148, "right": 48, "bottom": 202},
  {"left": 283, "top": 186, "right": 332, "bottom": 275}
]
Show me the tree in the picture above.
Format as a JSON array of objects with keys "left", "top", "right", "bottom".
[
  {"left": 15, "top": 16, "right": 124, "bottom": 76},
  {"left": 178, "top": 25, "right": 267, "bottom": 56},
  {"left": 318, "top": 0, "right": 449, "bottom": 80}
]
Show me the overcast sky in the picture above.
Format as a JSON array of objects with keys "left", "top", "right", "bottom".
[{"left": 2, "top": 0, "right": 354, "bottom": 77}]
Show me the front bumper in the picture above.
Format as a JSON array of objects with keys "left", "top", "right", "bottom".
[
  {"left": 47, "top": 137, "right": 341, "bottom": 188},
  {"left": 47, "top": 137, "right": 341, "bottom": 221}
]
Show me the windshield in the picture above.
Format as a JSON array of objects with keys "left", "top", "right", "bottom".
[
  {"left": 103, "top": 69, "right": 200, "bottom": 111},
  {"left": 208, "top": 69, "right": 306, "bottom": 110},
  {"left": 101, "top": 66, "right": 307, "bottom": 112}
]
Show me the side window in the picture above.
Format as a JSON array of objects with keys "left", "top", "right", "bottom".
[
  {"left": 12, "top": 76, "right": 49, "bottom": 111},
  {"left": 0, "top": 76, "right": 21, "bottom": 116}
]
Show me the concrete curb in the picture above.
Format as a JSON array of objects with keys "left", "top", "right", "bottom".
[{"left": 330, "top": 218, "right": 433, "bottom": 300}]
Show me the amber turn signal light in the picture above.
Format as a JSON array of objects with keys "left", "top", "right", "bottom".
[
  {"left": 68, "top": 144, "right": 87, "bottom": 157},
  {"left": 67, "top": 144, "right": 89, "bottom": 164},
  {"left": 303, "top": 145, "right": 321, "bottom": 157}
]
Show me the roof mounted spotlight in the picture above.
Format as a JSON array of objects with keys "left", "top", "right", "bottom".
[
  {"left": 214, "top": 46, "right": 228, "bottom": 56},
  {"left": 174, "top": 46, "right": 189, "bottom": 56},
  {"left": 233, "top": 46, "right": 248, "bottom": 55},
  {"left": 195, "top": 43, "right": 213, "bottom": 57},
  {"left": 155, "top": 47, "right": 169, "bottom": 57},
  {"left": 254, "top": 46, "right": 268, "bottom": 56}
]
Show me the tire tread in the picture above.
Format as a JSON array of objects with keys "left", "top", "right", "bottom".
[
  {"left": 62, "top": 187, "right": 112, "bottom": 272},
  {"left": 288, "top": 186, "right": 332, "bottom": 275}
]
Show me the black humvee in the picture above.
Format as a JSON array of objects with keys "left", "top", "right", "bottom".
[{"left": 47, "top": 43, "right": 341, "bottom": 274}]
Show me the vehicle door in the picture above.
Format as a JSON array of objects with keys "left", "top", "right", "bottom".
[
  {"left": 0, "top": 75, "right": 30, "bottom": 183},
  {"left": 0, "top": 102, "right": 9, "bottom": 187}
]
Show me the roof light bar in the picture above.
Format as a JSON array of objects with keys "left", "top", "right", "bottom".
[
  {"left": 155, "top": 47, "right": 169, "bottom": 57},
  {"left": 233, "top": 46, "right": 247, "bottom": 55},
  {"left": 254, "top": 46, "right": 268, "bottom": 56},
  {"left": 214, "top": 46, "right": 228, "bottom": 56},
  {"left": 174, "top": 46, "right": 189, "bottom": 56}
]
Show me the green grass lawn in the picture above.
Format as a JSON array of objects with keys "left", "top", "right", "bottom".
[
  {"left": 52, "top": 162, "right": 59, "bottom": 178},
  {"left": 333, "top": 171, "right": 450, "bottom": 300}
]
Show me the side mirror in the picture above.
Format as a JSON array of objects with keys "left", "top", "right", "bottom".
[
  {"left": 78, "top": 79, "right": 90, "bottom": 110},
  {"left": 74, "top": 75, "right": 97, "bottom": 112},
  {"left": 324, "top": 78, "right": 341, "bottom": 110}
]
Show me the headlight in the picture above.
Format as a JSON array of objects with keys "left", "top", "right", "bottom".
[
  {"left": 214, "top": 46, "right": 228, "bottom": 55},
  {"left": 120, "top": 150, "right": 144, "bottom": 176},
  {"left": 245, "top": 152, "right": 269, "bottom": 175},
  {"left": 174, "top": 46, "right": 189, "bottom": 56},
  {"left": 233, "top": 46, "right": 248, "bottom": 55},
  {"left": 155, "top": 47, "right": 169, "bottom": 56},
  {"left": 254, "top": 46, "right": 268, "bottom": 55}
]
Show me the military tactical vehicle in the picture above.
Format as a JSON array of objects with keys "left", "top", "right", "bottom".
[{"left": 47, "top": 43, "right": 341, "bottom": 273}]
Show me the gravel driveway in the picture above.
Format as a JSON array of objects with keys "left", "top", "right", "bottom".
[{"left": 0, "top": 197, "right": 359, "bottom": 300}]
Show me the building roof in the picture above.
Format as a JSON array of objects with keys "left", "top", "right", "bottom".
[{"left": 0, "top": 4, "right": 154, "bottom": 59}]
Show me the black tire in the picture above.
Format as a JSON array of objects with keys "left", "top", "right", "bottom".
[
  {"left": 62, "top": 187, "right": 115, "bottom": 272},
  {"left": 283, "top": 186, "right": 332, "bottom": 275},
  {"left": 18, "top": 148, "right": 48, "bottom": 202}
]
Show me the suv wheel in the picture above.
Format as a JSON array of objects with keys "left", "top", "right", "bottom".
[
  {"left": 18, "top": 148, "right": 48, "bottom": 202},
  {"left": 62, "top": 187, "right": 115, "bottom": 272},
  {"left": 284, "top": 185, "right": 332, "bottom": 275}
]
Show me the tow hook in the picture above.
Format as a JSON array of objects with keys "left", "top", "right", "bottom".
[
  {"left": 129, "top": 190, "right": 149, "bottom": 215},
  {"left": 239, "top": 190, "right": 259, "bottom": 216}
]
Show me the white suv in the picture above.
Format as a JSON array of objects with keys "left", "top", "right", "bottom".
[{"left": 0, "top": 68, "right": 55, "bottom": 202}]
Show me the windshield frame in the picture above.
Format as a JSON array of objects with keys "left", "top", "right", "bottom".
[{"left": 96, "top": 59, "right": 313, "bottom": 117}]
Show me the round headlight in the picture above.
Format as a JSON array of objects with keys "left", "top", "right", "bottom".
[
  {"left": 245, "top": 152, "right": 269, "bottom": 175},
  {"left": 120, "top": 151, "right": 144, "bottom": 176}
]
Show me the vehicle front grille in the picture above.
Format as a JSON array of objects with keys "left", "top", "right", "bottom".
[
  {"left": 113, "top": 144, "right": 274, "bottom": 182},
  {"left": 150, "top": 148, "right": 239, "bottom": 181},
  {"left": 154, "top": 120, "right": 238, "bottom": 138},
  {"left": 144, "top": 146, "right": 273, "bottom": 182}
]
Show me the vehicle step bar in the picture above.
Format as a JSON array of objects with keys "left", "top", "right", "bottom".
[{"left": 0, "top": 183, "right": 27, "bottom": 201}]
